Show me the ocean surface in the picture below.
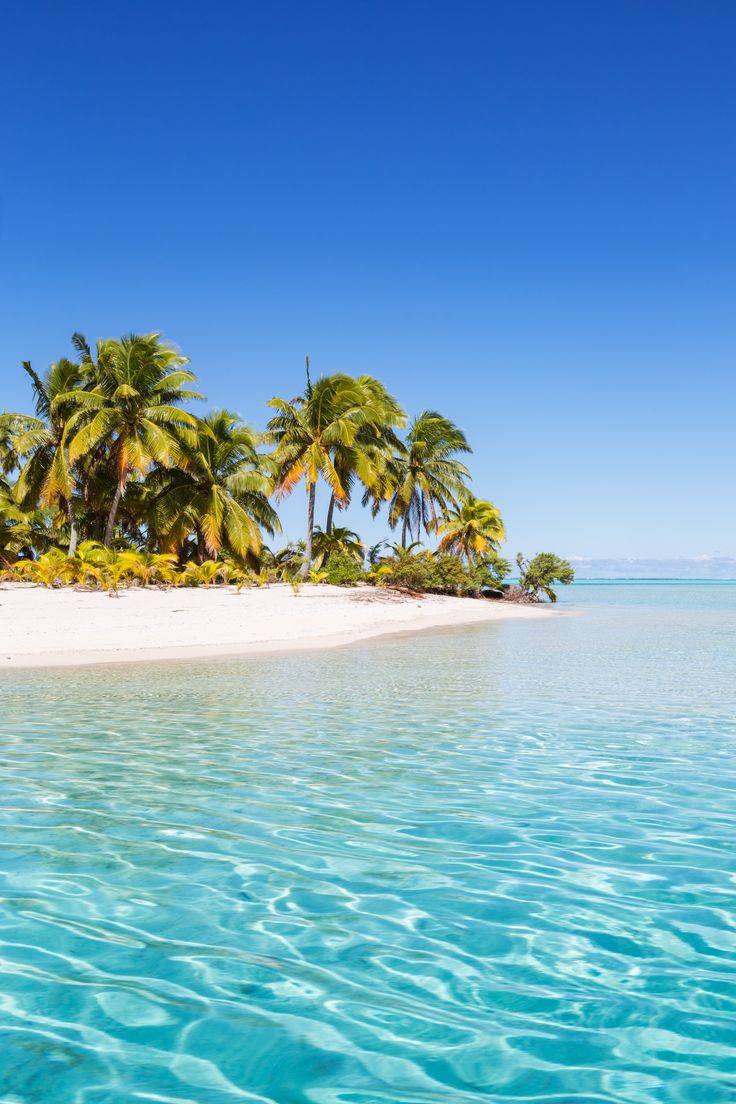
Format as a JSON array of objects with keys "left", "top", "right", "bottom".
[{"left": 0, "top": 583, "right": 734, "bottom": 1103}]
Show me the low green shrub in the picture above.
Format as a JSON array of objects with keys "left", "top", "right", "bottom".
[
  {"left": 516, "top": 552, "right": 575, "bottom": 602},
  {"left": 323, "top": 551, "right": 366, "bottom": 585},
  {"left": 369, "top": 552, "right": 488, "bottom": 596},
  {"left": 477, "top": 552, "right": 512, "bottom": 594}
]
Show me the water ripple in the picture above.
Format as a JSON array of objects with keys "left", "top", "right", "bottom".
[{"left": 0, "top": 584, "right": 734, "bottom": 1101}]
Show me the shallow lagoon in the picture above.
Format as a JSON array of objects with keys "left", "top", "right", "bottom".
[{"left": 1, "top": 584, "right": 734, "bottom": 1102}]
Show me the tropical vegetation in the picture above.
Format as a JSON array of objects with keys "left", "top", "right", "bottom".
[
  {"left": 0, "top": 333, "right": 573, "bottom": 600},
  {"left": 437, "top": 494, "right": 506, "bottom": 562},
  {"left": 514, "top": 553, "right": 576, "bottom": 603}
]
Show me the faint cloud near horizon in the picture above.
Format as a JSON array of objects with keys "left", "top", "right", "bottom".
[{"left": 569, "top": 557, "right": 736, "bottom": 579}]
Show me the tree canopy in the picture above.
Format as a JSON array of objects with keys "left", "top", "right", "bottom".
[{"left": 0, "top": 331, "right": 573, "bottom": 600}]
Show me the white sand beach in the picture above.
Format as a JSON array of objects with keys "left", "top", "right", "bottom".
[{"left": 0, "top": 583, "right": 553, "bottom": 668}]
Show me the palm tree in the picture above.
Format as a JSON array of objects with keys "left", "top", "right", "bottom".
[
  {"left": 2, "top": 358, "right": 87, "bottom": 554},
  {"left": 261, "top": 541, "right": 306, "bottom": 581},
  {"left": 0, "top": 489, "right": 32, "bottom": 561},
  {"left": 387, "top": 411, "right": 471, "bottom": 547},
  {"left": 311, "top": 526, "right": 365, "bottom": 569},
  {"left": 437, "top": 495, "right": 505, "bottom": 563},
  {"left": 267, "top": 369, "right": 393, "bottom": 577},
  {"left": 323, "top": 376, "right": 405, "bottom": 534},
  {"left": 388, "top": 539, "right": 424, "bottom": 556},
  {"left": 0, "top": 489, "right": 56, "bottom": 562},
  {"left": 63, "top": 333, "right": 202, "bottom": 546},
  {"left": 182, "top": 559, "right": 230, "bottom": 587},
  {"left": 3, "top": 334, "right": 529, "bottom": 588},
  {"left": 150, "top": 409, "right": 280, "bottom": 562},
  {"left": 0, "top": 415, "right": 24, "bottom": 485}
]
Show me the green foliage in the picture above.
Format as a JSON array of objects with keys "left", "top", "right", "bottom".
[
  {"left": 367, "top": 539, "right": 390, "bottom": 565},
  {"left": 368, "top": 551, "right": 486, "bottom": 597},
  {"left": 323, "top": 551, "right": 366, "bottom": 586},
  {"left": 181, "top": 560, "right": 230, "bottom": 588},
  {"left": 311, "top": 526, "right": 365, "bottom": 569},
  {"left": 231, "top": 570, "right": 256, "bottom": 592},
  {"left": 13, "top": 549, "right": 75, "bottom": 588},
  {"left": 2, "top": 334, "right": 282, "bottom": 565},
  {"left": 477, "top": 551, "right": 513, "bottom": 593},
  {"left": 437, "top": 495, "right": 505, "bottom": 562},
  {"left": 2, "top": 333, "right": 574, "bottom": 602},
  {"left": 2, "top": 544, "right": 227, "bottom": 592},
  {"left": 263, "top": 543, "right": 305, "bottom": 582},
  {"left": 387, "top": 411, "right": 471, "bottom": 545},
  {"left": 516, "top": 552, "right": 575, "bottom": 602},
  {"left": 63, "top": 333, "right": 202, "bottom": 548},
  {"left": 266, "top": 371, "right": 405, "bottom": 577},
  {"left": 0, "top": 491, "right": 56, "bottom": 560},
  {"left": 307, "top": 568, "right": 329, "bottom": 584},
  {"left": 149, "top": 409, "right": 279, "bottom": 561}
]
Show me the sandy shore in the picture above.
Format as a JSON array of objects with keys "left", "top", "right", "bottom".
[{"left": 0, "top": 583, "right": 553, "bottom": 669}]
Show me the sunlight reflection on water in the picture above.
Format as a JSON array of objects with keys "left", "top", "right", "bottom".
[{"left": 0, "top": 584, "right": 734, "bottom": 1102}]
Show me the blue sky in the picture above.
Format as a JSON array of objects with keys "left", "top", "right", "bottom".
[{"left": 1, "top": 1, "right": 734, "bottom": 559}]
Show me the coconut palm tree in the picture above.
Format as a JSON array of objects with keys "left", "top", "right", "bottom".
[
  {"left": 150, "top": 409, "right": 280, "bottom": 562},
  {"left": 182, "top": 559, "right": 230, "bottom": 587},
  {"left": 437, "top": 495, "right": 505, "bottom": 563},
  {"left": 387, "top": 411, "right": 471, "bottom": 547},
  {"left": 2, "top": 358, "right": 87, "bottom": 554},
  {"left": 323, "top": 376, "right": 405, "bottom": 534},
  {"left": 0, "top": 415, "right": 25, "bottom": 485},
  {"left": 0, "top": 490, "right": 37, "bottom": 561},
  {"left": 267, "top": 370, "right": 393, "bottom": 577},
  {"left": 311, "top": 526, "right": 365, "bottom": 569},
  {"left": 1, "top": 501, "right": 61, "bottom": 561},
  {"left": 63, "top": 333, "right": 202, "bottom": 546}
]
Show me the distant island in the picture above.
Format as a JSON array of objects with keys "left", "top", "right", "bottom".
[{"left": 1, "top": 332, "right": 574, "bottom": 607}]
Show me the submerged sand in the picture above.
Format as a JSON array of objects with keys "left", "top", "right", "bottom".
[{"left": 0, "top": 583, "right": 553, "bottom": 669}]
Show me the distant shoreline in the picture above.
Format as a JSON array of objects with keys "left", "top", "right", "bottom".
[
  {"left": 0, "top": 583, "right": 555, "bottom": 670},
  {"left": 569, "top": 577, "right": 736, "bottom": 583},
  {"left": 569, "top": 578, "right": 732, "bottom": 587}
]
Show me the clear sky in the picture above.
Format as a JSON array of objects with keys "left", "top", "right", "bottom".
[{"left": 1, "top": 1, "right": 734, "bottom": 558}]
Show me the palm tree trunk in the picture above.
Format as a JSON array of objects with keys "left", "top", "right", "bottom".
[
  {"left": 322, "top": 493, "right": 338, "bottom": 567},
  {"left": 325, "top": 493, "right": 336, "bottom": 535},
  {"left": 66, "top": 499, "right": 78, "bottom": 557},
  {"left": 300, "top": 481, "right": 316, "bottom": 578},
  {"left": 104, "top": 480, "right": 125, "bottom": 548},
  {"left": 401, "top": 515, "right": 408, "bottom": 549},
  {"left": 196, "top": 527, "right": 207, "bottom": 564}
]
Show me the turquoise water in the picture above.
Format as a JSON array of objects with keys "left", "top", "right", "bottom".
[{"left": 0, "top": 584, "right": 735, "bottom": 1103}]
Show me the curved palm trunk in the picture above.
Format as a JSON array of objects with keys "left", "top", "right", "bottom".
[
  {"left": 104, "top": 480, "right": 125, "bottom": 548},
  {"left": 322, "top": 493, "right": 337, "bottom": 566},
  {"left": 196, "top": 527, "right": 207, "bottom": 564},
  {"left": 401, "top": 515, "right": 409, "bottom": 549},
  {"left": 66, "top": 498, "right": 78, "bottom": 557},
  {"left": 325, "top": 492, "right": 336, "bottom": 535},
  {"left": 300, "top": 481, "right": 316, "bottom": 579}
]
